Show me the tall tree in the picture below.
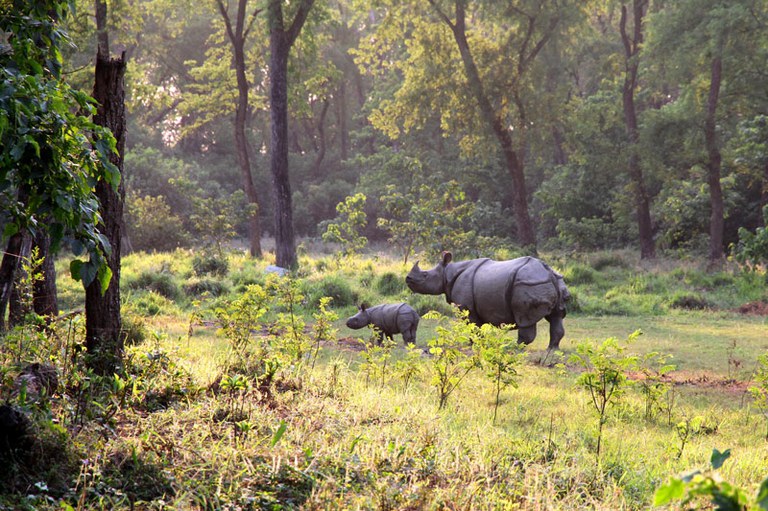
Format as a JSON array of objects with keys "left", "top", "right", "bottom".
[
  {"left": 427, "top": 0, "right": 544, "bottom": 250},
  {"left": 619, "top": 0, "right": 655, "bottom": 259},
  {"left": 216, "top": 0, "right": 263, "bottom": 257},
  {"left": 85, "top": 0, "right": 127, "bottom": 375},
  {"left": 268, "top": 0, "right": 316, "bottom": 269},
  {"left": 648, "top": 0, "right": 766, "bottom": 267},
  {"left": 0, "top": 1, "right": 116, "bottom": 331}
]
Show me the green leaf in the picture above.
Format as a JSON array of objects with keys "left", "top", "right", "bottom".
[
  {"left": 711, "top": 448, "right": 731, "bottom": 470},
  {"left": 654, "top": 478, "right": 685, "bottom": 506},
  {"left": 756, "top": 477, "right": 768, "bottom": 510},
  {"left": 97, "top": 264, "right": 113, "bottom": 295},
  {"left": 271, "top": 420, "right": 287, "bottom": 447},
  {"left": 69, "top": 259, "right": 83, "bottom": 281}
]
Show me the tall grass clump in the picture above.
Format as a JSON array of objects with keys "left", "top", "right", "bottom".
[
  {"left": 124, "top": 270, "right": 181, "bottom": 301},
  {"left": 303, "top": 274, "right": 357, "bottom": 308}
]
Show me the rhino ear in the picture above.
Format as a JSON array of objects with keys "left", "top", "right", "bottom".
[
  {"left": 360, "top": 303, "right": 368, "bottom": 311},
  {"left": 442, "top": 251, "right": 453, "bottom": 265}
]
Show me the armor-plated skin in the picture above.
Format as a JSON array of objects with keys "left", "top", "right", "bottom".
[
  {"left": 406, "top": 252, "right": 570, "bottom": 349},
  {"left": 346, "top": 303, "right": 420, "bottom": 346}
]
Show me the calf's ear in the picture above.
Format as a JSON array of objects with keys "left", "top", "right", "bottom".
[{"left": 442, "top": 251, "right": 453, "bottom": 265}]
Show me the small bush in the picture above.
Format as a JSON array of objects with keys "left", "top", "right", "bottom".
[
  {"left": 122, "top": 311, "right": 149, "bottom": 346},
  {"left": 183, "top": 277, "right": 229, "bottom": 297},
  {"left": 408, "top": 294, "right": 453, "bottom": 316},
  {"left": 563, "top": 264, "right": 597, "bottom": 285},
  {"left": 129, "top": 291, "right": 175, "bottom": 316},
  {"left": 669, "top": 291, "right": 710, "bottom": 310},
  {"left": 591, "top": 253, "right": 629, "bottom": 271},
  {"left": 192, "top": 253, "right": 229, "bottom": 277},
  {"left": 126, "top": 271, "right": 181, "bottom": 301},
  {"left": 304, "top": 276, "right": 356, "bottom": 308},
  {"left": 376, "top": 271, "right": 405, "bottom": 296}
]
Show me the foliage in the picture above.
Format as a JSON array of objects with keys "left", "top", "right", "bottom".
[
  {"left": 321, "top": 193, "right": 368, "bottom": 264},
  {"left": 0, "top": 2, "right": 119, "bottom": 289},
  {"left": 733, "top": 206, "right": 768, "bottom": 270},
  {"left": 748, "top": 353, "right": 768, "bottom": 440},
  {"left": 426, "top": 308, "right": 479, "bottom": 411},
  {"left": 378, "top": 178, "right": 476, "bottom": 263},
  {"left": 191, "top": 251, "right": 229, "bottom": 277},
  {"left": 475, "top": 323, "right": 526, "bottom": 425},
  {"left": 569, "top": 331, "right": 641, "bottom": 458},
  {"left": 655, "top": 449, "right": 768, "bottom": 510},
  {"left": 124, "top": 193, "right": 190, "bottom": 253},
  {"left": 636, "top": 351, "right": 676, "bottom": 422}
]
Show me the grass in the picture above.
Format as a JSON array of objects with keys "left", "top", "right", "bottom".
[{"left": 3, "top": 248, "right": 768, "bottom": 509}]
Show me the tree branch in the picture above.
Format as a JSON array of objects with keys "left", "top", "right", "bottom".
[
  {"left": 286, "top": 0, "right": 315, "bottom": 47},
  {"left": 427, "top": 0, "right": 455, "bottom": 31}
]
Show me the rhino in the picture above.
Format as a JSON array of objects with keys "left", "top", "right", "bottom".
[
  {"left": 345, "top": 303, "right": 420, "bottom": 346},
  {"left": 405, "top": 252, "right": 570, "bottom": 349}
]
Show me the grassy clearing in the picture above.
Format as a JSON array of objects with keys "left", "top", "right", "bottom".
[{"left": 2, "top": 248, "right": 768, "bottom": 509}]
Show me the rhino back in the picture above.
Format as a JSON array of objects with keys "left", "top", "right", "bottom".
[
  {"left": 468, "top": 259, "right": 529, "bottom": 325},
  {"left": 367, "top": 303, "right": 410, "bottom": 335}
]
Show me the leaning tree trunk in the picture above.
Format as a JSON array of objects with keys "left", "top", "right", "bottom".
[
  {"left": 621, "top": 1, "right": 656, "bottom": 260},
  {"left": 85, "top": 49, "right": 126, "bottom": 375},
  {"left": 705, "top": 55, "right": 724, "bottom": 269},
  {"left": 432, "top": 0, "right": 537, "bottom": 251}
]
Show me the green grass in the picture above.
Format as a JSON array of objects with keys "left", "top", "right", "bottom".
[{"left": 3, "top": 248, "right": 768, "bottom": 509}]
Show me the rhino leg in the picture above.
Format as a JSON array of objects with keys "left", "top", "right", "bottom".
[
  {"left": 518, "top": 324, "right": 537, "bottom": 345},
  {"left": 546, "top": 312, "right": 565, "bottom": 349},
  {"left": 402, "top": 325, "right": 417, "bottom": 346}
]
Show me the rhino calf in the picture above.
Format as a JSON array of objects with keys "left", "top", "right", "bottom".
[{"left": 346, "top": 303, "right": 420, "bottom": 346}]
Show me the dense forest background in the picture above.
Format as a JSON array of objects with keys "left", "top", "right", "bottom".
[{"left": 59, "top": 0, "right": 768, "bottom": 262}]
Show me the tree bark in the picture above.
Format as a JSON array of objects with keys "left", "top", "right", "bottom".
[
  {"left": 429, "top": 0, "right": 537, "bottom": 250},
  {"left": 620, "top": 1, "right": 656, "bottom": 260},
  {"left": 32, "top": 231, "right": 58, "bottom": 320},
  {"left": 218, "top": 0, "right": 263, "bottom": 258},
  {"left": 0, "top": 233, "right": 26, "bottom": 331},
  {"left": 705, "top": 55, "right": 724, "bottom": 268},
  {"left": 268, "top": 0, "right": 315, "bottom": 269},
  {"left": 8, "top": 234, "right": 32, "bottom": 329},
  {"left": 86, "top": 48, "right": 126, "bottom": 375}
]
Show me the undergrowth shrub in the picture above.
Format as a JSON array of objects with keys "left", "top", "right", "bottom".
[
  {"left": 408, "top": 294, "right": 453, "bottom": 316},
  {"left": 183, "top": 277, "right": 229, "bottom": 297},
  {"left": 376, "top": 271, "right": 405, "bottom": 296},
  {"left": 121, "top": 309, "right": 149, "bottom": 346},
  {"left": 563, "top": 264, "right": 597, "bottom": 285},
  {"left": 304, "top": 275, "right": 356, "bottom": 308},
  {"left": 124, "top": 337, "right": 198, "bottom": 412},
  {"left": 127, "top": 291, "right": 177, "bottom": 316},
  {"left": 668, "top": 291, "right": 710, "bottom": 310},
  {"left": 590, "top": 253, "right": 630, "bottom": 271},
  {"left": 125, "top": 270, "right": 181, "bottom": 300},
  {"left": 192, "top": 252, "right": 229, "bottom": 277}
]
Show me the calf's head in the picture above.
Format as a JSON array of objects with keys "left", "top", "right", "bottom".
[
  {"left": 406, "top": 252, "right": 452, "bottom": 295},
  {"left": 345, "top": 304, "right": 371, "bottom": 330}
]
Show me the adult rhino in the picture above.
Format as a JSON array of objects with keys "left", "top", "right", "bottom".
[{"left": 405, "top": 252, "right": 570, "bottom": 349}]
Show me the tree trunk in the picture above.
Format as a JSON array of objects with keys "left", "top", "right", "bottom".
[
  {"left": 8, "top": 234, "right": 32, "bottom": 329},
  {"left": 431, "top": 0, "right": 537, "bottom": 250},
  {"left": 620, "top": 1, "right": 656, "bottom": 260},
  {"left": 313, "top": 99, "right": 329, "bottom": 175},
  {"left": 267, "top": 0, "right": 315, "bottom": 269},
  {"left": 32, "top": 231, "right": 58, "bottom": 320},
  {"left": 0, "top": 233, "right": 26, "bottom": 331},
  {"left": 705, "top": 55, "right": 724, "bottom": 268},
  {"left": 217, "top": 0, "right": 263, "bottom": 258},
  {"left": 86, "top": 49, "right": 126, "bottom": 375}
]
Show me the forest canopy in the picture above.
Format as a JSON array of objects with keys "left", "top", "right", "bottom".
[{"left": 8, "top": 0, "right": 768, "bottom": 263}]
